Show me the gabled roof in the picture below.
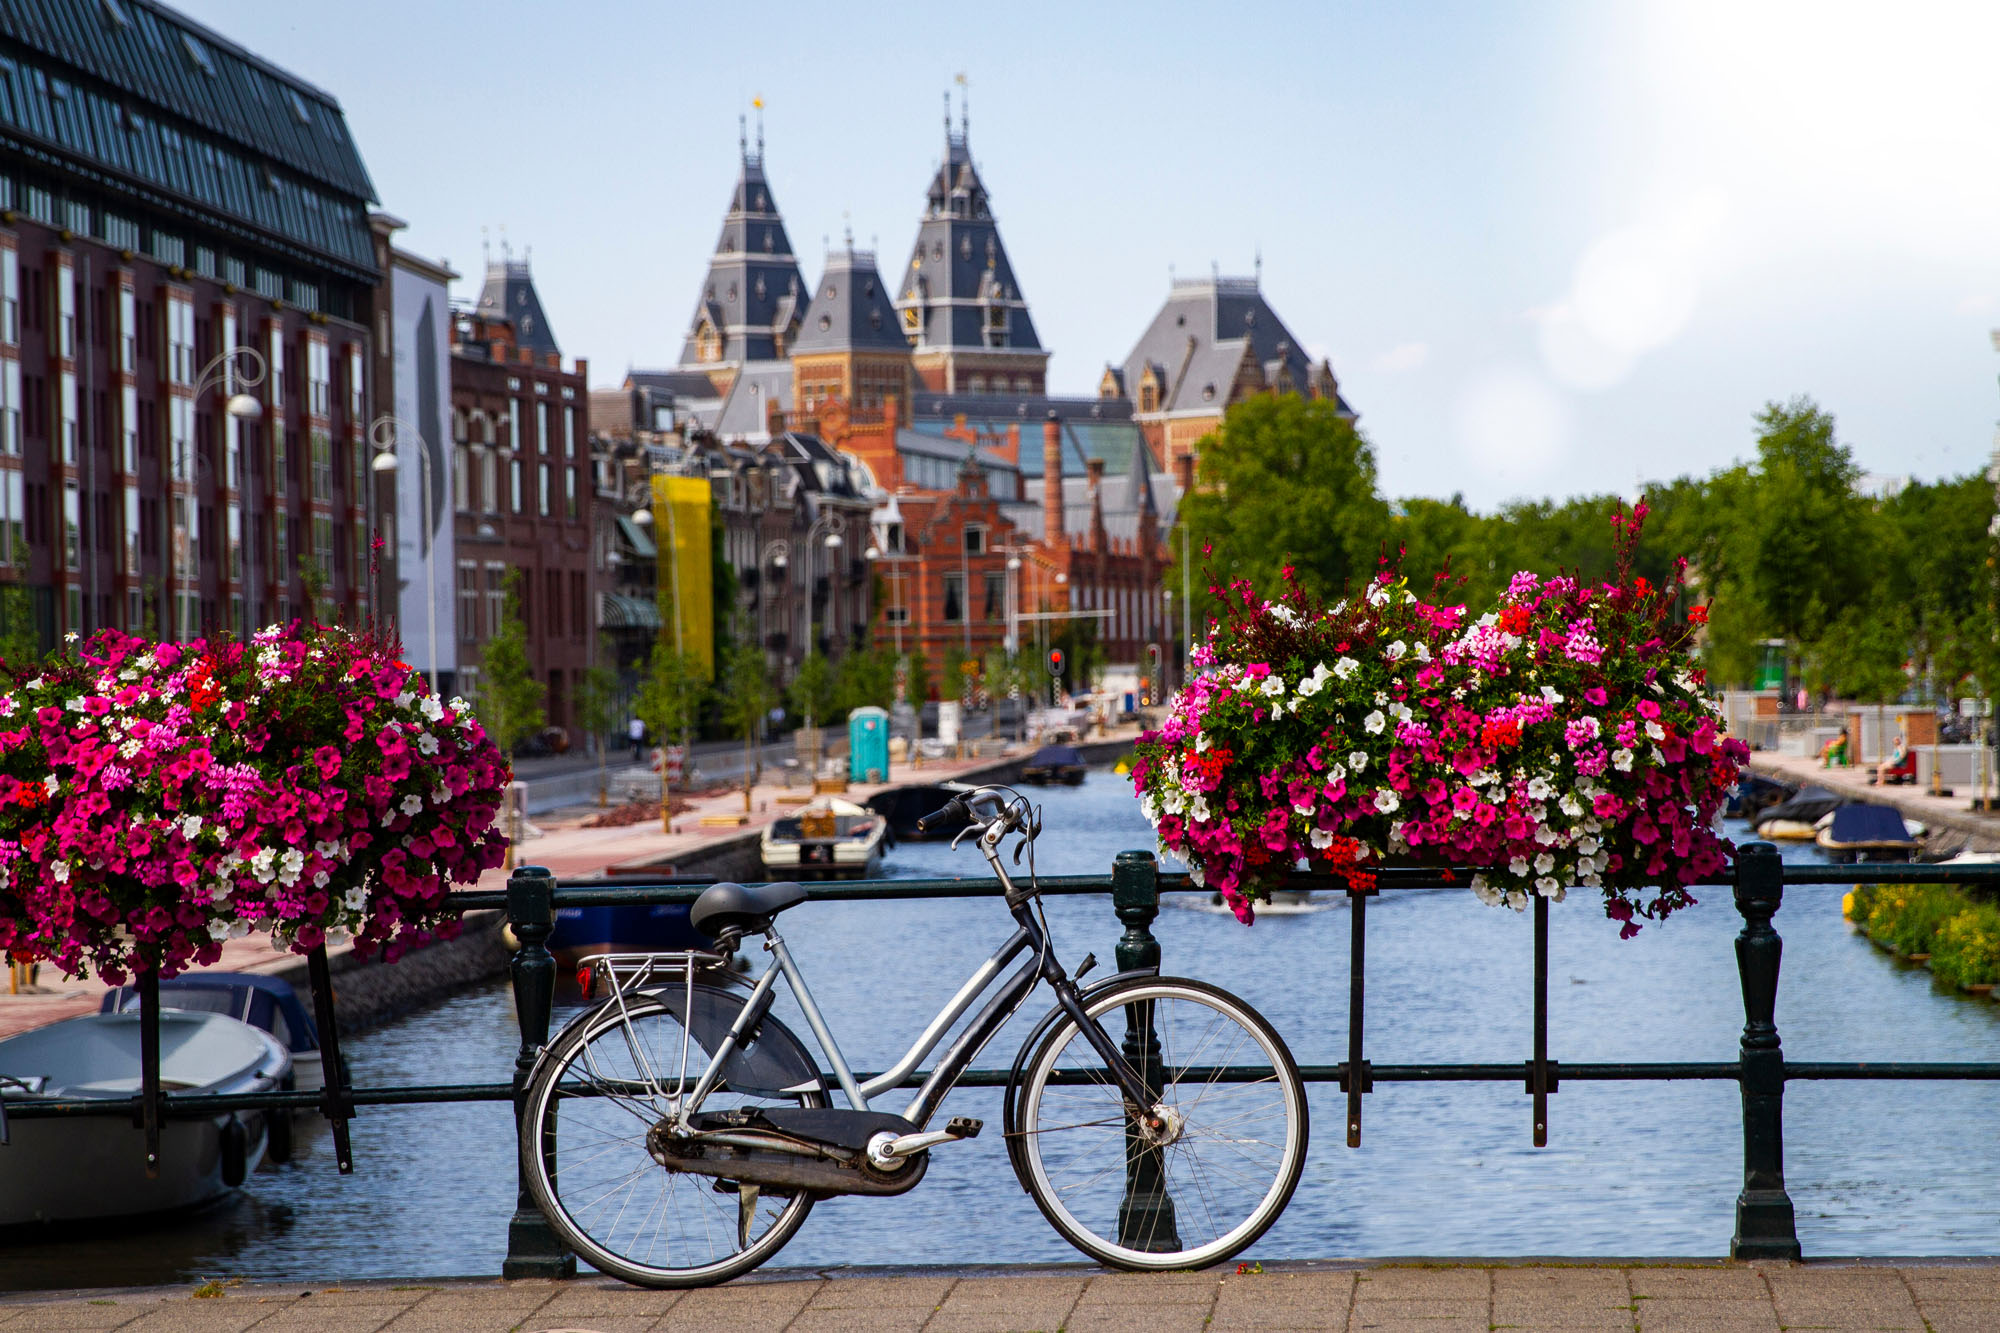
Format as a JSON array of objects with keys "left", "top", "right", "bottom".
[
  {"left": 793, "top": 246, "right": 907, "bottom": 354},
  {"left": 1120, "top": 276, "right": 1353, "bottom": 417},
  {"left": 0, "top": 0, "right": 377, "bottom": 275},
  {"left": 894, "top": 111, "right": 1041, "bottom": 354},
  {"left": 678, "top": 135, "right": 809, "bottom": 368},
  {"left": 712, "top": 359, "right": 792, "bottom": 442},
  {"left": 475, "top": 258, "right": 559, "bottom": 355}
]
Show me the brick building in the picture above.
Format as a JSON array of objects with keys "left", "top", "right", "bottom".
[
  {"left": 0, "top": 0, "right": 383, "bottom": 648},
  {"left": 448, "top": 257, "right": 595, "bottom": 744}
]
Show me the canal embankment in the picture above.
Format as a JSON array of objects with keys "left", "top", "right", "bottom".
[
  {"left": 4, "top": 1259, "right": 1997, "bottom": 1332},
  {"left": 1747, "top": 751, "right": 2000, "bottom": 850}
]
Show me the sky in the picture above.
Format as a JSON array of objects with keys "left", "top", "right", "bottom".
[{"left": 179, "top": 0, "right": 2000, "bottom": 510}]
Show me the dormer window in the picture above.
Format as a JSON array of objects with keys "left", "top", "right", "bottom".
[
  {"left": 960, "top": 234, "right": 972, "bottom": 261},
  {"left": 181, "top": 33, "right": 216, "bottom": 76},
  {"left": 1139, "top": 383, "right": 1158, "bottom": 413}
]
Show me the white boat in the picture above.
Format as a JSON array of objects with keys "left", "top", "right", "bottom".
[
  {"left": 760, "top": 797, "right": 887, "bottom": 879},
  {"left": 101, "top": 972, "right": 323, "bottom": 1095},
  {"left": 0, "top": 1009, "right": 290, "bottom": 1227}
]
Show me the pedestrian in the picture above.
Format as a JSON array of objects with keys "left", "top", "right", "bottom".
[{"left": 628, "top": 715, "right": 646, "bottom": 763}]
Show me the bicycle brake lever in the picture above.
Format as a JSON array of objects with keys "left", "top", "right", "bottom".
[{"left": 950, "top": 822, "right": 982, "bottom": 851}]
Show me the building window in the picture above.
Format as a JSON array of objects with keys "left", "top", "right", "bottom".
[
  {"left": 0, "top": 246, "right": 17, "bottom": 347},
  {"left": 509, "top": 457, "right": 523, "bottom": 512},
  {"left": 454, "top": 445, "right": 471, "bottom": 511},
  {"left": 508, "top": 398, "right": 521, "bottom": 448},
  {"left": 309, "top": 430, "right": 332, "bottom": 503},
  {"left": 942, "top": 572, "right": 964, "bottom": 623},
  {"left": 538, "top": 463, "right": 550, "bottom": 517},
  {"left": 0, "top": 469, "right": 20, "bottom": 562},
  {"left": 536, "top": 401, "right": 549, "bottom": 454},
  {"left": 272, "top": 422, "right": 287, "bottom": 500},
  {"left": 485, "top": 562, "right": 506, "bottom": 636},
  {"left": 565, "top": 467, "right": 577, "bottom": 520},
  {"left": 963, "top": 524, "right": 986, "bottom": 555},
  {"left": 480, "top": 449, "right": 497, "bottom": 513},
  {"left": 984, "top": 572, "right": 1005, "bottom": 622},
  {"left": 458, "top": 560, "right": 479, "bottom": 640},
  {"left": 0, "top": 361, "right": 18, "bottom": 456},
  {"left": 62, "top": 480, "right": 80, "bottom": 570},
  {"left": 117, "top": 285, "right": 134, "bottom": 372},
  {"left": 563, "top": 406, "right": 575, "bottom": 458}
]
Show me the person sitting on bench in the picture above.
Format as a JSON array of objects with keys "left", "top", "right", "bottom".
[
  {"left": 1820, "top": 732, "right": 1850, "bottom": 767},
  {"left": 1872, "top": 732, "right": 1915, "bottom": 785}
]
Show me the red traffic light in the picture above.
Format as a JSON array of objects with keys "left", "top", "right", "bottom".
[{"left": 1047, "top": 648, "right": 1065, "bottom": 677}]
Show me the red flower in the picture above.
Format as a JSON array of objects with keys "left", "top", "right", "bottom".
[
  {"left": 1687, "top": 605, "right": 1709, "bottom": 625},
  {"left": 1497, "top": 605, "right": 1532, "bottom": 636}
]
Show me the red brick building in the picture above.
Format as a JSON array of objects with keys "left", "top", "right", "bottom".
[{"left": 448, "top": 259, "right": 595, "bottom": 744}]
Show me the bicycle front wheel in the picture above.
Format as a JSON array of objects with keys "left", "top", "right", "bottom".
[
  {"left": 1017, "top": 977, "right": 1307, "bottom": 1270},
  {"left": 521, "top": 994, "right": 823, "bottom": 1287}
]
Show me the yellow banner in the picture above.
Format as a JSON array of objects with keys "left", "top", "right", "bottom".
[{"left": 652, "top": 474, "right": 715, "bottom": 679}]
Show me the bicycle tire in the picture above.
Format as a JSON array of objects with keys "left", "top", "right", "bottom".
[
  {"left": 1016, "top": 976, "right": 1308, "bottom": 1271},
  {"left": 521, "top": 993, "right": 824, "bottom": 1287}
]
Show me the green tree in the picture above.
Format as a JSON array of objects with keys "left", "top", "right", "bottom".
[
  {"left": 834, "top": 645, "right": 897, "bottom": 715},
  {"left": 0, "top": 554, "right": 41, "bottom": 669},
  {"left": 1179, "top": 395, "right": 1391, "bottom": 600},
  {"left": 788, "top": 645, "right": 838, "bottom": 732},
  {"left": 904, "top": 650, "right": 933, "bottom": 710},
  {"left": 635, "top": 643, "right": 708, "bottom": 801},
  {"left": 1744, "top": 398, "right": 1871, "bottom": 678},
  {"left": 472, "top": 568, "right": 546, "bottom": 757},
  {"left": 719, "top": 636, "right": 776, "bottom": 802},
  {"left": 573, "top": 634, "right": 621, "bottom": 805}
]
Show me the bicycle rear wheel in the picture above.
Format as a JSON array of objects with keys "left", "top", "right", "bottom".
[
  {"left": 1016, "top": 976, "right": 1307, "bottom": 1270},
  {"left": 521, "top": 994, "right": 823, "bottom": 1287}
]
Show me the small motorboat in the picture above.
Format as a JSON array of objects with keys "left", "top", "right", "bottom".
[
  {"left": 548, "top": 898, "right": 715, "bottom": 975},
  {"left": 863, "top": 784, "right": 968, "bottom": 841},
  {"left": 0, "top": 1010, "right": 290, "bottom": 1228},
  {"left": 1021, "top": 744, "right": 1087, "bottom": 786},
  {"left": 1727, "top": 774, "right": 1796, "bottom": 821},
  {"left": 1815, "top": 803, "right": 1920, "bottom": 864},
  {"left": 1753, "top": 785, "right": 1846, "bottom": 841},
  {"left": 102, "top": 972, "right": 322, "bottom": 1095},
  {"left": 760, "top": 797, "right": 886, "bottom": 879}
]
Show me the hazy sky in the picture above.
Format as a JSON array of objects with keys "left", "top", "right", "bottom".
[{"left": 180, "top": 0, "right": 2000, "bottom": 509}]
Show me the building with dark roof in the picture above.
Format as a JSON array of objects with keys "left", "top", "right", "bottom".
[
  {"left": 1110, "top": 273, "right": 1348, "bottom": 470},
  {"left": 893, "top": 96, "right": 1047, "bottom": 397},
  {"left": 792, "top": 242, "right": 911, "bottom": 419},
  {"left": 0, "top": 0, "right": 384, "bottom": 648},
  {"left": 676, "top": 117, "right": 806, "bottom": 396},
  {"left": 474, "top": 253, "right": 558, "bottom": 357}
]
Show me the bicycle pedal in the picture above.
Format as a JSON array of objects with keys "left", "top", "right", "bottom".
[{"left": 944, "top": 1116, "right": 983, "bottom": 1140}]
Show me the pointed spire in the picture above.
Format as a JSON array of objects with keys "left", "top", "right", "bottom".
[
  {"left": 738, "top": 113, "right": 748, "bottom": 162},
  {"left": 754, "top": 97, "right": 765, "bottom": 158},
  {"left": 842, "top": 210, "right": 853, "bottom": 252},
  {"left": 956, "top": 72, "right": 969, "bottom": 139},
  {"left": 1254, "top": 246, "right": 1262, "bottom": 286},
  {"left": 942, "top": 89, "right": 952, "bottom": 144}
]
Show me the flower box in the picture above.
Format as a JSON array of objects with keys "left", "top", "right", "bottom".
[
  {"left": 1132, "top": 506, "right": 1745, "bottom": 934},
  {"left": 0, "top": 625, "right": 510, "bottom": 983}
]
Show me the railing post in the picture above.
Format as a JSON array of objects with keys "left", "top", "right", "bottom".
[
  {"left": 1731, "top": 842, "right": 1801, "bottom": 1261},
  {"left": 503, "top": 865, "right": 576, "bottom": 1279},
  {"left": 1112, "top": 849, "right": 1179, "bottom": 1251}
]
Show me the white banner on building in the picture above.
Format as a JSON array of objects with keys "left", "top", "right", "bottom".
[{"left": 391, "top": 260, "right": 456, "bottom": 679}]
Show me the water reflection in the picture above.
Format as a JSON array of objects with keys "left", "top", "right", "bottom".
[{"left": 5, "top": 775, "right": 1997, "bottom": 1286}]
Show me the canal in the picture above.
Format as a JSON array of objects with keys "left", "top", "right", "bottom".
[{"left": 7, "top": 771, "right": 1999, "bottom": 1288}]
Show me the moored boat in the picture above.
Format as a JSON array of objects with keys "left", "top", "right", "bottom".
[
  {"left": 1752, "top": 785, "right": 1845, "bottom": 841},
  {"left": 760, "top": 797, "right": 886, "bottom": 878},
  {"left": 1816, "top": 803, "right": 1920, "bottom": 864},
  {"left": 101, "top": 972, "right": 323, "bottom": 1095},
  {"left": 1021, "top": 744, "right": 1087, "bottom": 786},
  {"left": 0, "top": 1010, "right": 290, "bottom": 1228}
]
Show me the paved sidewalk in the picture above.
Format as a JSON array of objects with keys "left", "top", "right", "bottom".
[
  {"left": 1747, "top": 751, "right": 2000, "bottom": 849},
  {"left": 4, "top": 1261, "right": 1999, "bottom": 1332}
]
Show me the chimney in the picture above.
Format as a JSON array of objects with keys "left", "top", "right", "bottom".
[
  {"left": 1173, "top": 450, "right": 1195, "bottom": 495},
  {"left": 766, "top": 397, "right": 786, "bottom": 438},
  {"left": 574, "top": 357, "right": 589, "bottom": 384},
  {"left": 1043, "top": 411, "right": 1065, "bottom": 549},
  {"left": 1085, "top": 457, "right": 1105, "bottom": 491}
]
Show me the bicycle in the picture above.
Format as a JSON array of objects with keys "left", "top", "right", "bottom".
[{"left": 518, "top": 784, "right": 1309, "bottom": 1287}]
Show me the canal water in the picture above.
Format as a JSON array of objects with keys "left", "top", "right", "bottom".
[{"left": 7, "top": 773, "right": 1999, "bottom": 1287}]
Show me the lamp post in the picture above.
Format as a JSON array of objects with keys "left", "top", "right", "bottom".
[
  {"left": 368, "top": 415, "right": 437, "bottom": 697},
  {"left": 188, "top": 345, "right": 265, "bottom": 635}
]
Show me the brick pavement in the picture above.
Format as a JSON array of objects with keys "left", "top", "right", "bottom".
[{"left": 3, "top": 1261, "right": 1998, "bottom": 1333}]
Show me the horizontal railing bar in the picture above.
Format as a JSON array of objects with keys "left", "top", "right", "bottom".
[
  {"left": 1785, "top": 1062, "right": 2000, "bottom": 1079},
  {"left": 3, "top": 1082, "right": 518, "bottom": 1120}
]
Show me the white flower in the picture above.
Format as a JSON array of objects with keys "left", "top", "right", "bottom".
[
  {"left": 1526, "top": 777, "right": 1554, "bottom": 802},
  {"left": 342, "top": 884, "right": 370, "bottom": 913},
  {"left": 278, "top": 849, "right": 306, "bottom": 886},
  {"left": 1373, "top": 691, "right": 1389, "bottom": 706},
  {"left": 1333, "top": 657, "right": 1361, "bottom": 680},
  {"left": 1509, "top": 857, "right": 1530, "bottom": 876},
  {"left": 1645, "top": 720, "right": 1666, "bottom": 742},
  {"left": 1363, "top": 710, "right": 1386, "bottom": 734},
  {"left": 1612, "top": 748, "right": 1635, "bottom": 772},
  {"left": 1559, "top": 794, "right": 1584, "bottom": 819},
  {"left": 1190, "top": 796, "right": 1212, "bottom": 822},
  {"left": 1384, "top": 640, "right": 1407, "bottom": 661},
  {"left": 1327, "top": 761, "right": 1348, "bottom": 784},
  {"left": 1349, "top": 751, "right": 1369, "bottom": 773},
  {"left": 1578, "top": 835, "right": 1602, "bottom": 856},
  {"left": 42, "top": 774, "right": 58, "bottom": 795},
  {"left": 250, "top": 848, "right": 277, "bottom": 883},
  {"left": 1541, "top": 685, "right": 1564, "bottom": 704},
  {"left": 64, "top": 697, "right": 85, "bottom": 712},
  {"left": 417, "top": 732, "right": 440, "bottom": 756},
  {"left": 25, "top": 676, "right": 43, "bottom": 690},
  {"left": 63, "top": 631, "right": 78, "bottom": 643},
  {"left": 1293, "top": 798, "right": 1316, "bottom": 817},
  {"left": 1414, "top": 642, "right": 1432, "bottom": 663},
  {"left": 1535, "top": 876, "right": 1565, "bottom": 900},
  {"left": 1195, "top": 732, "right": 1211, "bottom": 752},
  {"left": 1268, "top": 603, "right": 1300, "bottom": 626},
  {"left": 51, "top": 861, "right": 70, "bottom": 883},
  {"left": 1390, "top": 702, "right": 1413, "bottom": 723},
  {"left": 420, "top": 696, "right": 445, "bottom": 722},
  {"left": 400, "top": 794, "right": 425, "bottom": 817},
  {"left": 1470, "top": 873, "right": 1502, "bottom": 905},
  {"left": 1259, "top": 676, "right": 1285, "bottom": 698},
  {"left": 395, "top": 691, "right": 416, "bottom": 710},
  {"left": 1373, "top": 789, "right": 1400, "bottom": 814},
  {"left": 1367, "top": 583, "right": 1391, "bottom": 607},
  {"left": 1310, "top": 828, "right": 1335, "bottom": 850},
  {"left": 1534, "top": 852, "right": 1556, "bottom": 875},
  {"left": 180, "top": 815, "right": 203, "bottom": 839}
]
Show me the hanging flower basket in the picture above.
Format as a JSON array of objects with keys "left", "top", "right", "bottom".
[
  {"left": 0, "top": 624, "right": 511, "bottom": 984},
  {"left": 1132, "top": 505, "right": 1746, "bottom": 933}
]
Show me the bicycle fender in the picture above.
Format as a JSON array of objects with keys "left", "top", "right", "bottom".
[
  {"left": 1000, "top": 967, "right": 1159, "bottom": 1193},
  {"left": 650, "top": 982, "right": 827, "bottom": 1099}
]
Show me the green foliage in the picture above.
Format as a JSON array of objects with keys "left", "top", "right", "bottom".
[
  {"left": 834, "top": 645, "right": 897, "bottom": 714},
  {"left": 904, "top": 650, "right": 933, "bottom": 709},
  {"left": 1849, "top": 883, "right": 2000, "bottom": 991},
  {"left": 788, "top": 646, "right": 838, "bottom": 728},
  {"left": 719, "top": 637, "right": 775, "bottom": 744},
  {"left": 1180, "top": 395, "right": 1391, "bottom": 600},
  {"left": 1049, "top": 614, "right": 1106, "bottom": 694},
  {"left": 635, "top": 643, "right": 708, "bottom": 753},
  {"left": 0, "top": 555, "right": 40, "bottom": 670},
  {"left": 574, "top": 636, "right": 620, "bottom": 738},
  {"left": 1932, "top": 905, "right": 2000, "bottom": 991},
  {"left": 471, "top": 568, "right": 545, "bottom": 756}
]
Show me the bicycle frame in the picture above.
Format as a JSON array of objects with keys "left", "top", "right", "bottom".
[{"left": 645, "top": 813, "right": 1158, "bottom": 1135}]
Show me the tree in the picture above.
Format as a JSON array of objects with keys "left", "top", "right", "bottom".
[
  {"left": 719, "top": 637, "right": 776, "bottom": 808},
  {"left": 1179, "top": 395, "right": 1391, "bottom": 601},
  {"left": 0, "top": 553, "right": 41, "bottom": 670},
  {"left": 904, "top": 650, "right": 933, "bottom": 711},
  {"left": 573, "top": 634, "right": 621, "bottom": 805},
  {"left": 1050, "top": 614, "right": 1106, "bottom": 698},
  {"left": 788, "top": 646, "right": 838, "bottom": 733},
  {"left": 1744, "top": 398, "right": 1871, "bottom": 678},
  {"left": 472, "top": 568, "right": 546, "bottom": 757},
  {"left": 635, "top": 644, "right": 707, "bottom": 830},
  {"left": 834, "top": 645, "right": 896, "bottom": 715}
]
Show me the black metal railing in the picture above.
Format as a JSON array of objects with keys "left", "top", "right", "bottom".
[{"left": 11, "top": 843, "right": 2000, "bottom": 1276}]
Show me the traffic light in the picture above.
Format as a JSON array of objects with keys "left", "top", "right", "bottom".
[{"left": 1047, "top": 647, "right": 1065, "bottom": 678}]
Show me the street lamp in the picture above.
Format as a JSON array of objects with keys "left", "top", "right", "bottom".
[
  {"left": 192, "top": 345, "right": 267, "bottom": 424},
  {"left": 368, "top": 415, "right": 438, "bottom": 697}
]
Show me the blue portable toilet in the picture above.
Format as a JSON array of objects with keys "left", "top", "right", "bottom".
[{"left": 849, "top": 706, "right": 890, "bottom": 782}]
